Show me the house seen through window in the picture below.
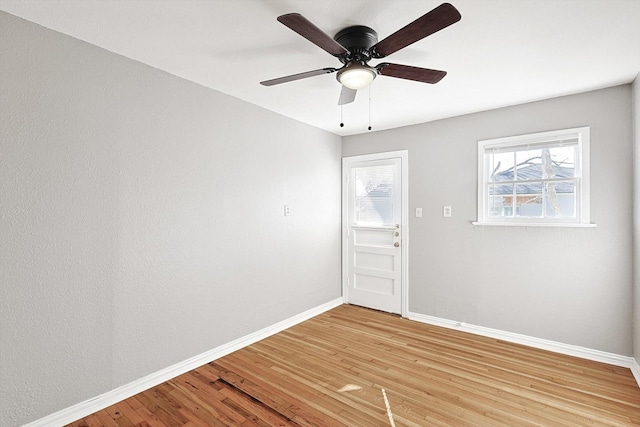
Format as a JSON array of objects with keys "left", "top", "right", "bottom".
[{"left": 476, "top": 127, "right": 591, "bottom": 226}]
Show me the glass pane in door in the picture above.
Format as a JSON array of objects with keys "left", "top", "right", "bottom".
[{"left": 353, "top": 164, "right": 396, "bottom": 226}]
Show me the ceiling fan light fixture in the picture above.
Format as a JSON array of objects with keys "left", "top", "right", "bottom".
[{"left": 337, "top": 62, "right": 377, "bottom": 90}]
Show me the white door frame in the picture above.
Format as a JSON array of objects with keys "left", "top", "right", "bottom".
[{"left": 342, "top": 150, "right": 409, "bottom": 317}]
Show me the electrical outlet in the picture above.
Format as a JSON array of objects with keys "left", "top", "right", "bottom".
[
  {"left": 284, "top": 205, "right": 291, "bottom": 216},
  {"left": 443, "top": 206, "right": 452, "bottom": 217}
]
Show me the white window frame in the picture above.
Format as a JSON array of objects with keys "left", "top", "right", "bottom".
[{"left": 475, "top": 126, "right": 594, "bottom": 227}]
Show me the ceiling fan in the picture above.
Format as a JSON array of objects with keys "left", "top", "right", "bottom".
[{"left": 260, "top": 3, "right": 462, "bottom": 106}]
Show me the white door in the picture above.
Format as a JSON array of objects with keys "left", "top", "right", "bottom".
[{"left": 342, "top": 151, "right": 407, "bottom": 315}]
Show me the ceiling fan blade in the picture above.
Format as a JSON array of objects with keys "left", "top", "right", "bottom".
[
  {"left": 376, "top": 63, "right": 447, "bottom": 84},
  {"left": 277, "top": 13, "right": 350, "bottom": 57},
  {"left": 338, "top": 86, "right": 357, "bottom": 105},
  {"left": 260, "top": 68, "right": 337, "bottom": 86},
  {"left": 371, "top": 3, "right": 461, "bottom": 58}
]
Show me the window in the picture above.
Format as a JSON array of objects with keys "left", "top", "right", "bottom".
[{"left": 476, "top": 127, "right": 592, "bottom": 226}]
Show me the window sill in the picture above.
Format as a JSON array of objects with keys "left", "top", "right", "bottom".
[{"left": 472, "top": 221, "right": 596, "bottom": 228}]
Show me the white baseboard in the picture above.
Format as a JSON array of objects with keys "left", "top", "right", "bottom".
[
  {"left": 408, "top": 311, "right": 635, "bottom": 371},
  {"left": 630, "top": 358, "right": 640, "bottom": 386},
  {"left": 23, "top": 298, "right": 343, "bottom": 427}
]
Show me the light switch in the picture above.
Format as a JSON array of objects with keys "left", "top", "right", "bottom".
[
  {"left": 415, "top": 208, "right": 423, "bottom": 218},
  {"left": 443, "top": 206, "right": 452, "bottom": 217}
]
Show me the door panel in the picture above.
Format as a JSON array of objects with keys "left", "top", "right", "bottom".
[
  {"left": 355, "top": 250, "right": 394, "bottom": 271},
  {"left": 348, "top": 226, "right": 400, "bottom": 312},
  {"left": 354, "top": 274, "right": 394, "bottom": 294}
]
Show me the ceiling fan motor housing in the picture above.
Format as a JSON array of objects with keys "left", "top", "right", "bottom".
[{"left": 334, "top": 25, "right": 378, "bottom": 62}]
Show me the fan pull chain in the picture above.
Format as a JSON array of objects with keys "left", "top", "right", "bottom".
[
  {"left": 368, "top": 86, "right": 372, "bottom": 131},
  {"left": 340, "top": 105, "right": 344, "bottom": 128}
]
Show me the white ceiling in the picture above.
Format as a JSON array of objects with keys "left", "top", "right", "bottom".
[{"left": 1, "top": 0, "right": 639, "bottom": 136}]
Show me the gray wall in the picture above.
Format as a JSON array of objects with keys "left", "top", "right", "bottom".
[
  {"left": 344, "top": 86, "right": 634, "bottom": 356},
  {"left": 0, "top": 12, "right": 341, "bottom": 426},
  {"left": 633, "top": 74, "right": 640, "bottom": 364}
]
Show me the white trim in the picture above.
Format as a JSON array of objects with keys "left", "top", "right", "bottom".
[
  {"left": 400, "top": 151, "right": 409, "bottom": 318},
  {"left": 630, "top": 359, "right": 640, "bottom": 388},
  {"left": 350, "top": 225, "right": 400, "bottom": 230},
  {"left": 408, "top": 311, "right": 635, "bottom": 369},
  {"left": 472, "top": 221, "right": 596, "bottom": 228},
  {"left": 342, "top": 150, "right": 409, "bottom": 317},
  {"left": 22, "top": 298, "right": 343, "bottom": 427}
]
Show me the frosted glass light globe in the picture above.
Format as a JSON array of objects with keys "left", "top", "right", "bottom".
[{"left": 337, "top": 64, "right": 377, "bottom": 90}]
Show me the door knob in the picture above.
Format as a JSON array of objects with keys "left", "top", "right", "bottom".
[{"left": 394, "top": 242, "right": 400, "bottom": 247}]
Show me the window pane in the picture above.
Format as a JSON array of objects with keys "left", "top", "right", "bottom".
[
  {"left": 545, "top": 181, "right": 576, "bottom": 218},
  {"left": 354, "top": 165, "right": 395, "bottom": 225},
  {"left": 489, "top": 152, "right": 514, "bottom": 183},
  {"left": 515, "top": 183, "right": 542, "bottom": 217},
  {"left": 515, "top": 149, "right": 542, "bottom": 181},
  {"left": 547, "top": 146, "right": 576, "bottom": 179},
  {"left": 489, "top": 184, "right": 513, "bottom": 217}
]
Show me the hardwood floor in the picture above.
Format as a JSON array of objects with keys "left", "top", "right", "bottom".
[{"left": 67, "top": 304, "right": 640, "bottom": 426}]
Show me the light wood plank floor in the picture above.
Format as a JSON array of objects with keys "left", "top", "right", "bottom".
[{"left": 67, "top": 304, "right": 640, "bottom": 426}]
